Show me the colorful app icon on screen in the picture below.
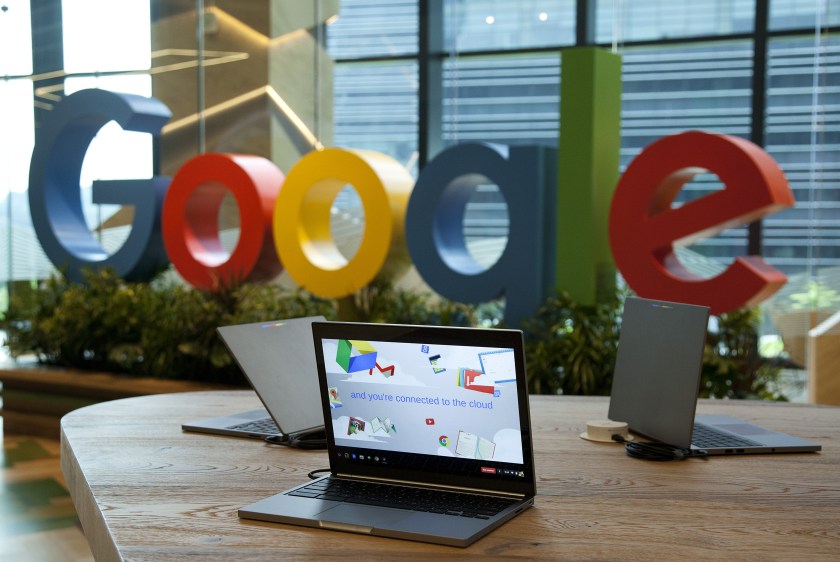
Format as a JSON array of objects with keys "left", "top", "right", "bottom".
[{"left": 428, "top": 354, "right": 446, "bottom": 374}]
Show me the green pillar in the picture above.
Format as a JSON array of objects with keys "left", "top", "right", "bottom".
[{"left": 556, "top": 47, "right": 622, "bottom": 305}]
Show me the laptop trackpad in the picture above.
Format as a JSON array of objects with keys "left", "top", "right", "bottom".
[{"left": 319, "top": 503, "right": 412, "bottom": 531}]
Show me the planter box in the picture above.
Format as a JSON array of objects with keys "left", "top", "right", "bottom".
[{"left": 0, "top": 360, "right": 233, "bottom": 438}]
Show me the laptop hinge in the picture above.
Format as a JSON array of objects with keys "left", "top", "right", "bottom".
[{"left": 333, "top": 473, "right": 526, "bottom": 499}]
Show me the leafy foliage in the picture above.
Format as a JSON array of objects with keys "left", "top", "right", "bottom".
[
  {"left": 2, "top": 271, "right": 475, "bottom": 384},
  {"left": 521, "top": 291, "right": 621, "bottom": 395},
  {"left": 338, "top": 281, "right": 477, "bottom": 327},
  {"left": 3, "top": 269, "right": 333, "bottom": 385},
  {"left": 701, "top": 308, "right": 786, "bottom": 400},
  {"left": 2, "top": 270, "right": 784, "bottom": 398}
]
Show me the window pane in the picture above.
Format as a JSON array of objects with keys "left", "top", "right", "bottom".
[
  {"left": 331, "top": 60, "right": 418, "bottom": 264},
  {"left": 770, "top": 0, "right": 840, "bottom": 31},
  {"left": 442, "top": 54, "right": 560, "bottom": 146},
  {"left": 328, "top": 0, "right": 418, "bottom": 58},
  {"left": 62, "top": 0, "right": 151, "bottom": 72},
  {"left": 333, "top": 61, "right": 419, "bottom": 175},
  {"left": 0, "top": 0, "right": 33, "bottom": 75},
  {"left": 0, "top": 80, "right": 35, "bottom": 195},
  {"left": 596, "top": 0, "right": 755, "bottom": 44},
  {"left": 763, "top": 35, "right": 840, "bottom": 275},
  {"left": 443, "top": 0, "right": 576, "bottom": 53},
  {"left": 0, "top": 79, "right": 53, "bottom": 283}
]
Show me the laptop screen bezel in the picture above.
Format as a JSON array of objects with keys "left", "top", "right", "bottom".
[{"left": 311, "top": 321, "right": 536, "bottom": 497}]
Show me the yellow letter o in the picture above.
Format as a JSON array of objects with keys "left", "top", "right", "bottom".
[{"left": 273, "top": 148, "right": 413, "bottom": 298}]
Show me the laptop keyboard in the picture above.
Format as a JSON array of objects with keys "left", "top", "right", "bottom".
[
  {"left": 692, "top": 423, "right": 762, "bottom": 448},
  {"left": 228, "top": 418, "right": 279, "bottom": 434},
  {"left": 288, "top": 478, "right": 517, "bottom": 519}
]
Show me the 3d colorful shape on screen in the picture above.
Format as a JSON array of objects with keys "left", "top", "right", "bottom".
[
  {"left": 457, "top": 368, "right": 495, "bottom": 395},
  {"left": 336, "top": 340, "right": 378, "bottom": 373}
]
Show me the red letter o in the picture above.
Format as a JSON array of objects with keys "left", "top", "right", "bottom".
[{"left": 162, "top": 153, "right": 284, "bottom": 290}]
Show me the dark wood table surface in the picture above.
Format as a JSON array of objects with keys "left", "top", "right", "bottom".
[{"left": 61, "top": 391, "right": 840, "bottom": 560}]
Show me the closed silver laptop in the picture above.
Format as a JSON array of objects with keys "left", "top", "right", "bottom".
[
  {"left": 182, "top": 315, "right": 325, "bottom": 439},
  {"left": 609, "top": 297, "right": 821, "bottom": 455}
]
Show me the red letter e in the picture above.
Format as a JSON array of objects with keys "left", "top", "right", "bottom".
[{"left": 609, "top": 131, "right": 794, "bottom": 314}]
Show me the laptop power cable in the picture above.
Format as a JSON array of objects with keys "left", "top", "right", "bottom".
[
  {"left": 264, "top": 427, "right": 328, "bottom": 450},
  {"left": 307, "top": 468, "right": 332, "bottom": 480},
  {"left": 611, "top": 434, "right": 708, "bottom": 461}
]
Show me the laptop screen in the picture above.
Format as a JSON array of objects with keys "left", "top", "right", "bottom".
[{"left": 312, "top": 322, "right": 536, "bottom": 496}]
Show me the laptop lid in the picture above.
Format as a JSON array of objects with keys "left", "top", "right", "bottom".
[
  {"left": 182, "top": 316, "right": 325, "bottom": 437},
  {"left": 313, "top": 321, "right": 537, "bottom": 498},
  {"left": 608, "top": 297, "right": 820, "bottom": 454},
  {"left": 608, "top": 297, "right": 710, "bottom": 449}
]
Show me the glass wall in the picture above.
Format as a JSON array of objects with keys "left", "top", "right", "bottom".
[
  {"left": 326, "top": 0, "right": 839, "bottom": 373},
  {"left": 0, "top": 0, "right": 338, "bottom": 295},
  {"left": 1, "top": 0, "right": 838, "bottom": 369}
]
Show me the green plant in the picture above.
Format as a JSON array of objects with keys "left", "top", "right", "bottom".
[
  {"left": 2, "top": 269, "right": 335, "bottom": 385},
  {"left": 336, "top": 280, "right": 477, "bottom": 327},
  {"left": 701, "top": 308, "right": 786, "bottom": 401},
  {"left": 785, "top": 280, "right": 840, "bottom": 310},
  {"left": 3, "top": 269, "right": 786, "bottom": 398},
  {"left": 521, "top": 291, "right": 621, "bottom": 395},
  {"left": 2, "top": 271, "right": 478, "bottom": 384}
]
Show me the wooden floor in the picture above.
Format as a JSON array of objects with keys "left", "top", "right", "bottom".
[{"left": 0, "top": 418, "right": 93, "bottom": 562}]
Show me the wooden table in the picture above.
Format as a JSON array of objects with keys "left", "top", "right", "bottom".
[{"left": 61, "top": 391, "right": 840, "bottom": 561}]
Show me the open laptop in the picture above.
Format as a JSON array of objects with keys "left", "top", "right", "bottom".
[
  {"left": 239, "top": 321, "right": 537, "bottom": 547},
  {"left": 608, "top": 297, "right": 821, "bottom": 455},
  {"left": 181, "top": 316, "right": 325, "bottom": 439}
]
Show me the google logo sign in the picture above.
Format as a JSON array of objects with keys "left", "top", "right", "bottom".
[
  {"left": 439, "top": 436, "right": 450, "bottom": 447},
  {"left": 28, "top": 54, "right": 794, "bottom": 325}
]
